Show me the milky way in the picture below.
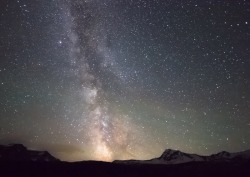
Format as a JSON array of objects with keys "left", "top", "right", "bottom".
[
  {"left": 64, "top": 1, "right": 151, "bottom": 161},
  {"left": 0, "top": 0, "right": 250, "bottom": 161}
]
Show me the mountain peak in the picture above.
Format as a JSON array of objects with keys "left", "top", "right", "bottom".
[
  {"left": 159, "top": 149, "right": 184, "bottom": 160},
  {"left": 214, "top": 151, "right": 231, "bottom": 158},
  {"left": 154, "top": 149, "right": 205, "bottom": 164},
  {"left": 162, "top": 149, "right": 180, "bottom": 154}
]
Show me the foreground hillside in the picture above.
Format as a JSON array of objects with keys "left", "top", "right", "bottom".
[{"left": 0, "top": 144, "right": 250, "bottom": 177}]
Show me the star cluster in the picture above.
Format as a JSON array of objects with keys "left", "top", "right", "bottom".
[{"left": 0, "top": 0, "right": 250, "bottom": 161}]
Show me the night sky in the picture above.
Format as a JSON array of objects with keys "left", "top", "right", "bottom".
[{"left": 0, "top": 0, "right": 250, "bottom": 162}]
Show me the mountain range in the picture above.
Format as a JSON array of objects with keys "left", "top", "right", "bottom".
[
  {"left": 115, "top": 148, "right": 250, "bottom": 164},
  {"left": 0, "top": 144, "right": 250, "bottom": 177}
]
